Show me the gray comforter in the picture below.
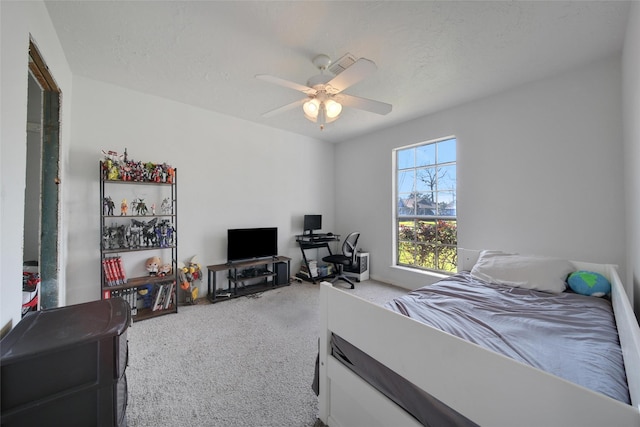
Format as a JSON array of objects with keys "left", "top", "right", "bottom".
[{"left": 385, "top": 272, "right": 630, "bottom": 404}]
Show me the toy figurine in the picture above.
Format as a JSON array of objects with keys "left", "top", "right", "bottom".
[
  {"left": 133, "top": 198, "right": 148, "bottom": 216},
  {"left": 179, "top": 256, "right": 202, "bottom": 304},
  {"left": 151, "top": 203, "right": 156, "bottom": 215},
  {"left": 102, "top": 150, "right": 123, "bottom": 164},
  {"left": 103, "top": 196, "right": 115, "bottom": 215},
  {"left": 129, "top": 221, "right": 142, "bottom": 248},
  {"left": 161, "top": 197, "right": 172, "bottom": 215},
  {"left": 107, "top": 161, "right": 120, "bottom": 180},
  {"left": 121, "top": 199, "right": 128, "bottom": 216}
]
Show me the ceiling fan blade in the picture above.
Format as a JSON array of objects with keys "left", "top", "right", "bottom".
[
  {"left": 255, "top": 74, "right": 316, "bottom": 95},
  {"left": 326, "top": 58, "right": 377, "bottom": 93},
  {"left": 336, "top": 93, "right": 392, "bottom": 115},
  {"left": 261, "top": 98, "right": 306, "bottom": 118}
]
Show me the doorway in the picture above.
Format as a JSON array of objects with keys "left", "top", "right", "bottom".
[{"left": 24, "top": 40, "right": 61, "bottom": 311}]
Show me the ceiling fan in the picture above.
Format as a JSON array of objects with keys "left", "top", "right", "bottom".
[{"left": 256, "top": 54, "right": 392, "bottom": 130}]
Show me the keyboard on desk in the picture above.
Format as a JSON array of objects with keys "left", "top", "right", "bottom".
[
  {"left": 310, "top": 237, "right": 335, "bottom": 242},
  {"left": 301, "top": 233, "right": 337, "bottom": 242}
]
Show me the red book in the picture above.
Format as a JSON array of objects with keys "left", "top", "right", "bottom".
[
  {"left": 116, "top": 257, "right": 127, "bottom": 284},
  {"left": 108, "top": 258, "right": 118, "bottom": 286},
  {"left": 112, "top": 257, "right": 122, "bottom": 285},
  {"left": 102, "top": 259, "right": 114, "bottom": 286}
]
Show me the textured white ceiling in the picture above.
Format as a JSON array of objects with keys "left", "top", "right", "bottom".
[{"left": 44, "top": 1, "right": 630, "bottom": 143}]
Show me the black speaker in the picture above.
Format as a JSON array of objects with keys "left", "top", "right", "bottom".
[{"left": 275, "top": 262, "right": 289, "bottom": 285}]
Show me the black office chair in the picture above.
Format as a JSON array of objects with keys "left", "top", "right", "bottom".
[{"left": 322, "top": 232, "right": 360, "bottom": 289}]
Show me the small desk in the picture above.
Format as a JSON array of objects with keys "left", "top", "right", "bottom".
[
  {"left": 295, "top": 234, "right": 340, "bottom": 283},
  {"left": 207, "top": 256, "right": 291, "bottom": 303}
]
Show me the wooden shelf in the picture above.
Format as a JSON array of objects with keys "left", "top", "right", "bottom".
[
  {"left": 207, "top": 256, "right": 291, "bottom": 303},
  {"left": 102, "top": 274, "right": 176, "bottom": 291},
  {"left": 132, "top": 305, "right": 177, "bottom": 322},
  {"left": 101, "top": 179, "right": 173, "bottom": 186},
  {"left": 102, "top": 214, "right": 175, "bottom": 219},
  {"left": 212, "top": 281, "right": 290, "bottom": 302},
  {"left": 103, "top": 245, "right": 176, "bottom": 255}
]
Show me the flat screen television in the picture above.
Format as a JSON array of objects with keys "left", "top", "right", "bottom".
[
  {"left": 227, "top": 227, "right": 278, "bottom": 263},
  {"left": 303, "top": 215, "right": 322, "bottom": 234}
]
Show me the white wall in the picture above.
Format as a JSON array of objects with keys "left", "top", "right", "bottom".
[
  {"left": 1, "top": 1, "right": 72, "bottom": 333},
  {"left": 623, "top": 2, "right": 640, "bottom": 315},
  {"left": 336, "top": 55, "right": 626, "bottom": 292},
  {"left": 66, "top": 76, "right": 333, "bottom": 304}
]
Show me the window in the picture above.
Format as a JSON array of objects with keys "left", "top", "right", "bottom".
[{"left": 395, "top": 137, "right": 457, "bottom": 273}]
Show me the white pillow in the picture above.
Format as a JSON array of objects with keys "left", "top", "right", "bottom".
[{"left": 470, "top": 250, "right": 573, "bottom": 293}]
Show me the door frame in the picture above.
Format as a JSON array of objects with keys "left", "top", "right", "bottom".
[{"left": 28, "top": 39, "right": 61, "bottom": 309}]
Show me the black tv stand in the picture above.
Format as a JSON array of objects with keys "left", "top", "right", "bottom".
[{"left": 206, "top": 256, "right": 291, "bottom": 303}]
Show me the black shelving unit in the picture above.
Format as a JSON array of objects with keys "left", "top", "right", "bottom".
[{"left": 99, "top": 161, "right": 178, "bottom": 321}]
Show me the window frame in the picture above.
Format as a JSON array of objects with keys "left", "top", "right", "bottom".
[{"left": 393, "top": 136, "right": 457, "bottom": 274}]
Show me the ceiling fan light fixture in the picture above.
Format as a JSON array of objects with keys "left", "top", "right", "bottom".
[
  {"left": 325, "top": 99, "right": 342, "bottom": 119},
  {"left": 303, "top": 98, "right": 342, "bottom": 129},
  {"left": 303, "top": 98, "right": 320, "bottom": 118}
]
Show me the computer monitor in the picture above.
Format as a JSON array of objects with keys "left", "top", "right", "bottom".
[{"left": 303, "top": 215, "right": 322, "bottom": 234}]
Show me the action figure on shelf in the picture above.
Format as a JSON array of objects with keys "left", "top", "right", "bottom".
[
  {"left": 166, "top": 166, "right": 175, "bottom": 184},
  {"left": 144, "top": 218, "right": 158, "bottom": 247},
  {"left": 161, "top": 197, "right": 172, "bottom": 215},
  {"left": 155, "top": 219, "right": 174, "bottom": 248},
  {"left": 121, "top": 199, "right": 128, "bottom": 216},
  {"left": 102, "top": 150, "right": 123, "bottom": 181},
  {"left": 133, "top": 198, "right": 148, "bottom": 216},
  {"left": 102, "top": 226, "right": 111, "bottom": 249},
  {"left": 129, "top": 220, "right": 143, "bottom": 248},
  {"left": 103, "top": 196, "right": 115, "bottom": 216}
]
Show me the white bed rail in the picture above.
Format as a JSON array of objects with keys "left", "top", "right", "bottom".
[
  {"left": 319, "top": 264, "right": 640, "bottom": 426},
  {"left": 459, "top": 248, "right": 640, "bottom": 411}
]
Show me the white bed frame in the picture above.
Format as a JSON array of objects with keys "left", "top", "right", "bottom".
[{"left": 318, "top": 249, "right": 640, "bottom": 427}]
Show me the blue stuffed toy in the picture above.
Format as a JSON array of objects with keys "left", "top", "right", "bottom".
[{"left": 567, "top": 271, "right": 611, "bottom": 297}]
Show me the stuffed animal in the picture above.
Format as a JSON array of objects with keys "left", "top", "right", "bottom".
[
  {"left": 567, "top": 270, "right": 611, "bottom": 297},
  {"left": 158, "top": 263, "right": 172, "bottom": 277},
  {"left": 145, "top": 256, "right": 161, "bottom": 276}
]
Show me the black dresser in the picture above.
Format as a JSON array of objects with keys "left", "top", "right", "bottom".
[{"left": 1, "top": 298, "right": 130, "bottom": 427}]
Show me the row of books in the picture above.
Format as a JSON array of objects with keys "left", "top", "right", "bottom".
[
  {"left": 103, "top": 281, "right": 174, "bottom": 313},
  {"left": 298, "top": 261, "right": 335, "bottom": 279},
  {"left": 102, "top": 256, "right": 127, "bottom": 286},
  {"left": 299, "top": 260, "right": 318, "bottom": 278},
  {"left": 103, "top": 287, "right": 138, "bottom": 316}
]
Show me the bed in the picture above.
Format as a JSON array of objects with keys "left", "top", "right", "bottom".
[{"left": 317, "top": 249, "right": 640, "bottom": 427}]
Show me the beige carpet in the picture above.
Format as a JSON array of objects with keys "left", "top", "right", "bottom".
[{"left": 125, "top": 278, "right": 408, "bottom": 427}]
